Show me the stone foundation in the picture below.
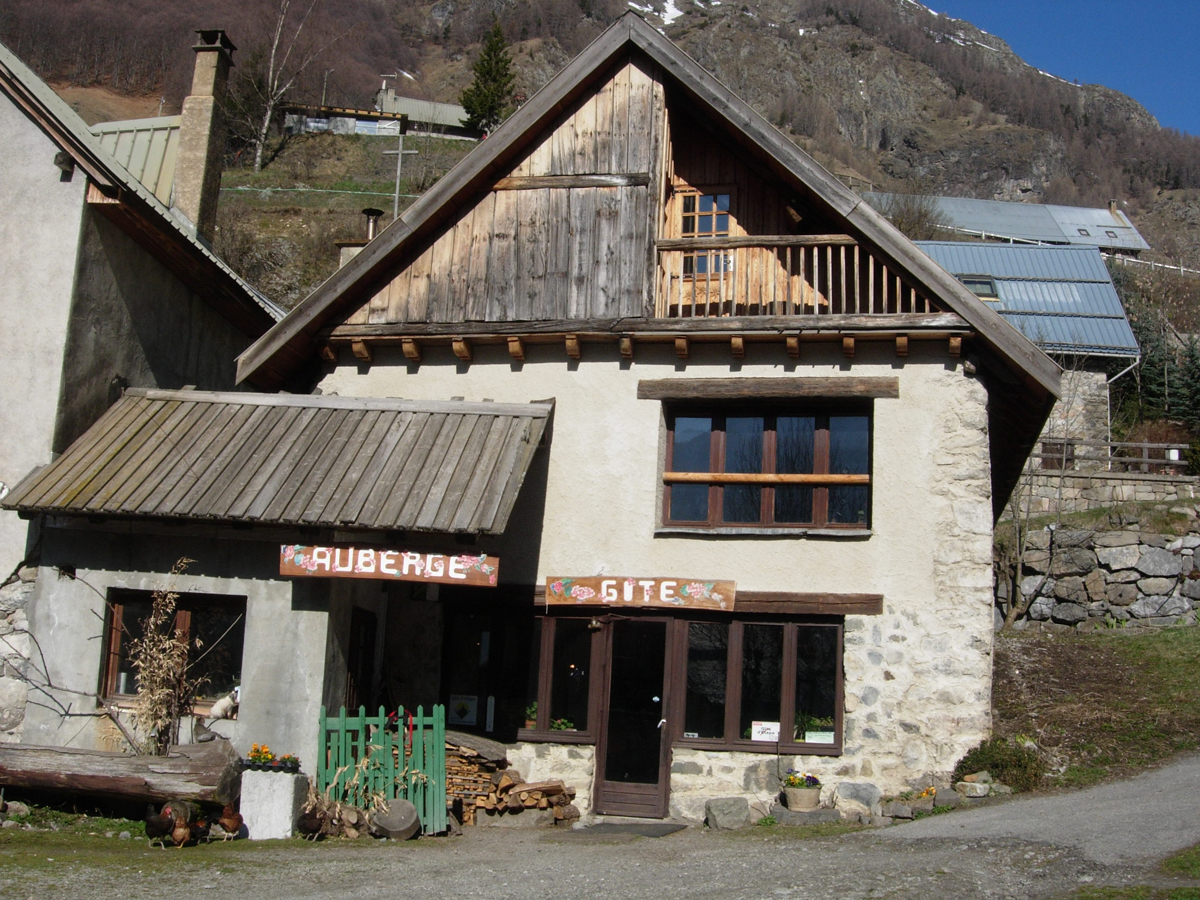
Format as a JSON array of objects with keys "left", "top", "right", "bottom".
[{"left": 0, "top": 575, "right": 34, "bottom": 743}]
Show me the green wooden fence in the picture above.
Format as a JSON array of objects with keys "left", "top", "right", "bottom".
[{"left": 316, "top": 704, "right": 448, "bottom": 835}]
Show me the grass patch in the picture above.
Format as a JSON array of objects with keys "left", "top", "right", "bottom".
[
  {"left": 1065, "top": 890, "right": 1200, "bottom": 900},
  {"left": 1165, "top": 843, "right": 1200, "bottom": 878},
  {"left": 993, "top": 627, "right": 1200, "bottom": 787},
  {"left": 952, "top": 736, "right": 1045, "bottom": 790},
  {"left": 730, "top": 821, "right": 865, "bottom": 841}
]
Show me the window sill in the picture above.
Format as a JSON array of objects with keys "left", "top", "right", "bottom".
[
  {"left": 655, "top": 526, "right": 872, "bottom": 539},
  {"left": 516, "top": 728, "right": 595, "bottom": 745},
  {"left": 675, "top": 738, "right": 842, "bottom": 756}
]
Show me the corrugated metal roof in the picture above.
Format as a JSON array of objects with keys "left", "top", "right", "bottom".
[
  {"left": 866, "top": 193, "right": 1150, "bottom": 252},
  {"left": 91, "top": 116, "right": 181, "bottom": 206},
  {"left": 3, "top": 389, "right": 553, "bottom": 534},
  {"left": 375, "top": 91, "right": 469, "bottom": 130},
  {"left": 917, "top": 242, "right": 1139, "bottom": 358}
]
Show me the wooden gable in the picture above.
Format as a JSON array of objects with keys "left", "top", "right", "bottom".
[{"left": 343, "top": 57, "right": 665, "bottom": 327}]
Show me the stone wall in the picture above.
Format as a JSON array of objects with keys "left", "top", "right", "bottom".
[
  {"left": 1001, "top": 524, "right": 1200, "bottom": 630},
  {"left": 1013, "top": 472, "right": 1199, "bottom": 519},
  {"left": 0, "top": 574, "right": 34, "bottom": 742}
]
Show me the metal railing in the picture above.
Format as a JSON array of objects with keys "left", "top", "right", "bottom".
[
  {"left": 316, "top": 704, "right": 448, "bottom": 834},
  {"left": 655, "top": 236, "right": 935, "bottom": 318}
]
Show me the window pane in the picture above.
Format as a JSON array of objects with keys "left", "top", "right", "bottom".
[
  {"left": 794, "top": 626, "right": 838, "bottom": 743},
  {"left": 829, "top": 415, "right": 869, "bottom": 524},
  {"left": 739, "top": 624, "right": 782, "bottom": 739},
  {"left": 187, "top": 602, "right": 245, "bottom": 700},
  {"left": 716, "top": 194, "right": 730, "bottom": 212},
  {"left": 775, "top": 416, "right": 815, "bottom": 523},
  {"left": 699, "top": 195, "right": 713, "bottom": 213},
  {"left": 112, "top": 598, "right": 152, "bottom": 695},
  {"left": 685, "top": 622, "right": 727, "bottom": 739},
  {"left": 550, "top": 620, "right": 590, "bottom": 731},
  {"left": 525, "top": 618, "right": 542, "bottom": 727},
  {"left": 682, "top": 215, "right": 695, "bottom": 234},
  {"left": 670, "top": 416, "right": 712, "bottom": 522},
  {"left": 698, "top": 214, "right": 712, "bottom": 233},
  {"left": 715, "top": 213, "right": 729, "bottom": 233},
  {"left": 683, "top": 195, "right": 695, "bottom": 213},
  {"left": 723, "top": 417, "right": 763, "bottom": 523}
]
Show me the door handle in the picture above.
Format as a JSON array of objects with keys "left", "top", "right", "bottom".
[{"left": 657, "top": 718, "right": 666, "bottom": 729}]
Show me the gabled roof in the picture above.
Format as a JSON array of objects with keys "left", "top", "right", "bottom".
[
  {"left": 235, "top": 12, "right": 1059, "bottom": 404},
  {"left": 0, "top": 40, "right": 283, "bottom": 332},
  {"left": 3, "top": 389, "right": 552, "bottom": 535},
  {"left": 918, "top": 242, "right": 1139, "bottom": 359},
  {"left": 91, "top": 116, "right": 181, "bottom": 205},
  {"left": 867, "top": 192, "right": 1150, "bottom": 253}
]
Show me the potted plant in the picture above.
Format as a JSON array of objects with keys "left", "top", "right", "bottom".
[
  {"left": 524, "top": 702, "right": 538, "bottom": 729},
  {"left": 549, "top": 717, "right": 575, "bottom": 731},
  {"left": 245, "top": 743, "right": 275, "bottom": 770},
  {"left": 783, "top": 770, "right": 821, "bottom": 810},
  {"left": 279, "top": 753, "right": 301, "bottom": 773}
]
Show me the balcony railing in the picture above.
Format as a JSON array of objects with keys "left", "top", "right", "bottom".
[
  {"left": 1033, "top": 439, "right": 1191, "bottom": 475},
  {"left": 656, "top": 235, "right": 936, "bottom": 319}
]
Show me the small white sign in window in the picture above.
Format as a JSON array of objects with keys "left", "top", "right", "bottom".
[{"left": 751, "top": 721, "right": 781, "bottom": 742}]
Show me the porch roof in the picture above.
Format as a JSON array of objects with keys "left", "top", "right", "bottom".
[{"left": 3, "top": 389, "right": 552, "bottom": 535}]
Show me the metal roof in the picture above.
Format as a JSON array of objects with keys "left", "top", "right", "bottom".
[
  {"left": 375, "top": 90, "right": 471, "bottom": 131},
  {"left": 917, "top": 242, "right": 1139, "bottom": 358},
  {"left": 0, "top": 40, "right": 283, "bottom": 324},
  {"left": 2, "top": 389, "right": 552, "bottom": 534},
  {"left": 91, "top": 116, "right": 181, "bottom": 206},
  {"left": 866, "top": 193, "right": 1150, "bottom": 252}
]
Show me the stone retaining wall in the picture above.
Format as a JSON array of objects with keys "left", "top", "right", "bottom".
[
  {"left": 0, "top": 575, "right": 33, "bottom": 742},
  {"left": 1013, "top": 472, "right": 1199, "bottom": 519},
  {"left": 999, "top": 525, "right": 1200, "bottom": 630}
]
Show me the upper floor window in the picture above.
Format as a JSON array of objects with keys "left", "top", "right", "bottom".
[
  {"left": 680, "top": 190, "right": 732, "bottom": 276},
  {"left": 663, "top": 406, "right": 871, "bottom": 529}
]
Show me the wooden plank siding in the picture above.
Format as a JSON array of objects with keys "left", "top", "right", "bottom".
[{"left": 339, "top": 58, "right": 661, "bottom": 328}]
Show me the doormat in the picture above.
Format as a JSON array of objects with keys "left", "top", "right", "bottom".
[{"left": 578, "top": 823, "right": 688, "bottom": 838}]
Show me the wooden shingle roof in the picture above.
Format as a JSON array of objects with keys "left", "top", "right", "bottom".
[{"left": 3, "top": 389, "right": 552, "bottom": 535}]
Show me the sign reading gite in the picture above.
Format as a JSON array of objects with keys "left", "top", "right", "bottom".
[
  {"left": 281, "top": 544, "right": 499, "bottom": 586},
  {"left": 544, "top": 576, "right": 735, "bottom": 610}
]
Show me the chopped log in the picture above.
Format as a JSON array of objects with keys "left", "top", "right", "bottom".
[
  {"left": 0, "top": 740, "right": 241, "bottom": 805},
  {"left": 370, "top": 799, "right": 421, "bottom": 840},
  {"left": 514, "top": 780, "right": 565, "bottom": 797},
  {"left": 497, "top": 773, "right": 515, "bottom": 792},
  {"left": 445, "top": 731, "right": 509, "bottom": 765}
]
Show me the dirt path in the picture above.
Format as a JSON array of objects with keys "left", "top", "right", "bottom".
[{"left": 882, "top": 751, "right": 1200, "bottom": 864}]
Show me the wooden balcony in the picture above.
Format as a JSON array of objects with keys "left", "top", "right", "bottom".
[{"left": 656, "top": 235, "right": 938, "bottom": 319}]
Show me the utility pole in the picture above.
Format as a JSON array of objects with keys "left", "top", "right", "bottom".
[
  {"left": 321, "top": 69, "right": 334, "bottom": 107},
  {"left": 380, "top": 73, "right": 416, "bottom": 218}
]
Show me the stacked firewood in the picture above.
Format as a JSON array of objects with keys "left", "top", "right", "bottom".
[
  {"left": 474, "top": 771, "right": 580, "bottom": 824},
  {"left": 446, "top": 740, "right": 506, "bottom": 826}
]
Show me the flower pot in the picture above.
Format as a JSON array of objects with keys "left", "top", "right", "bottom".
[{"left": 784, "top": 786, "right": 821, "bottom": 810}]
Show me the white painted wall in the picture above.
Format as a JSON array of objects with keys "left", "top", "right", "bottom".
[
  {"left": 0, "top": 97, "right": 86, "bottom": 575},
  {"left": 320, "top": 338, "right": 997, "bottom": 802}
]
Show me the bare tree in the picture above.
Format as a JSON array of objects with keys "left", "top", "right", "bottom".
[{"left": 228, "top": 0, "right": 350, "bottom": 173}]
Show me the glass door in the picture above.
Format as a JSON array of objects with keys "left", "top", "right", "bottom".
[{"left": 593, "top": 619, "right": 671, "bottom": 817}]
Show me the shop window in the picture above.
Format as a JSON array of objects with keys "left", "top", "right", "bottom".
[
  {"left": 664, "top": 407, "right": 870, "bottom": 529},
  {"left": 101, "top": 590, "right": 245, "bottom": 705},
  {"left": 679, "top": 618, "right": 842, "bottom": 753},
  {"left": 521, "top": 616, "right": 599, "bottom": 742}
]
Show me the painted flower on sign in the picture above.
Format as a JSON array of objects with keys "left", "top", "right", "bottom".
[
  {"left": 550, "top": 580, "right": 566, "bottom": 595},
  {"left": 284, "top": 545, "right": 297, "bottom": 562},
  {"left": 570, "top": 585, "right": 595, "bottom": 601}
]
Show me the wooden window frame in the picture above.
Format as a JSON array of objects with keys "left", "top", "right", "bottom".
[
  {"left": 676, "top": 186, "right": 735, "bottom": 279},
  {"left": 517, "top": 615, "right": 603, "bottom": 744},
  {"left": 519, "top": 610, "right": 844, "bottom": 756},
  {"left": 100, "top": 589, "right": 246, "bottom": 710},
  {"left": 661, "top": 402, "right": 872, "bottom": 530},
  {"left": 671, "top": 615, "right": 844, "bottom": 755}
]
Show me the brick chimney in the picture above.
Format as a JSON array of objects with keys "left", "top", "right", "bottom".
[{"left": 173, "top": 30, "right": 235, "bottom": 244}]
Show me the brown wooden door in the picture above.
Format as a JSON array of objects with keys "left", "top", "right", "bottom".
[{"left": 593, "top": 618, "right": 672, "bottom": 818}]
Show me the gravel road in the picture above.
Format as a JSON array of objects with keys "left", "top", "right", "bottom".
[{"left": 9, "top": 755, "right": 1200, "bottom": 900}]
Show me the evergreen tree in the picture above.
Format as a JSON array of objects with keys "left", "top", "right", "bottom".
[
  {"left": 1179, "top": 337, "right": 1200, "bottom": 433},
  {"left": 460, "top": 22, "right": 515, "bottom": 134}
]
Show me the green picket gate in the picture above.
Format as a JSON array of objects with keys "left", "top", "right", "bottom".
[{"left": 316, "top": 704, "right": 448, "bottom": 835}]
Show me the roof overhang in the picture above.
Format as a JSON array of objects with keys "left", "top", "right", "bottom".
[{"left": 3, "top": 389, "right": 553, "bottom": 536}]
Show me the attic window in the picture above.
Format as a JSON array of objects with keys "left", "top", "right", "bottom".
[
  {"left": 1078, "top": 228, "right": 1091, "bottom": 236},
  {"left": 680, "top": 190, "right": 733, "bottom": 277},
  {"left": 1106, "top": 230, "right": 1118, "bottom": 238},
  {"left": 958, "top": 275, "right": 998, "bottom": 301}
]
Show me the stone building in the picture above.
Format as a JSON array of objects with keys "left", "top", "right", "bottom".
[
  {"left": 0, "top": 33, "right": 281, "bottom": 742},
  {"left": 4, "top": 15, "right": 1059, "bottom": 819}
]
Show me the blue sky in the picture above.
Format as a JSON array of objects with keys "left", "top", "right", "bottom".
[{"left": 927, "top": 0, "right": 1200, "bottom": 136}]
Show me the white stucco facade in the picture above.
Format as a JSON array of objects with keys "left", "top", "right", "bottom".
[{"left": 319, "top": 336, "right": 996, "bottom": 809}]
